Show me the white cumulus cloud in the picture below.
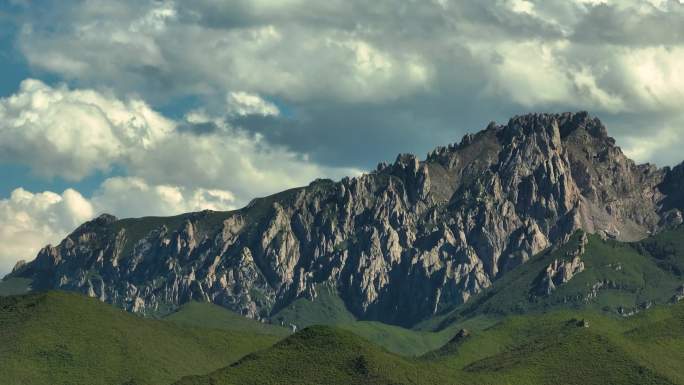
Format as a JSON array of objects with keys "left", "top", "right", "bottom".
[
  {"left": 0, "top": 188, "right": 94, "bottom": 275},
  {"left": 11, "top": 0, "right": 684, "bottom": 167},
  {"left": 130, "top": 111, "right": 361, "bottom": 201},
  {"left": 0, "top": 79, "right": 360, "bottom": 202},
  {"left": 0, "top": 78, "right": 173, "bottom": 180},
  {"left": 227, "top": 91, "right": 280, "bottom": 117},
  {"left": 90, "top": 177, "right": 238, "bottom": 218}
]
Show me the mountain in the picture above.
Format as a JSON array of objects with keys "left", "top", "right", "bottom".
[
  {"left": 176, "top": 303, "right": 684, "bottom": 385},
  {"left": 4, "top": 224, "right": 684, "bottom": 385},
  {"left": 6, "top": 111, "right": 684, "bottom": 327},
  {"left": 0, "top": 291, "right": 280, "bottom": 385}
]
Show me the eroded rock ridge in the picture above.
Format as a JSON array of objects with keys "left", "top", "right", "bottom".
[{"left": 9, "top": 112, "right": 684, "bottom": 326}]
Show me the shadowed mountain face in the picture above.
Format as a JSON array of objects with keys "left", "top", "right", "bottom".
[{"left": 8, "top": 112, "right": 684, "bottom": 326}]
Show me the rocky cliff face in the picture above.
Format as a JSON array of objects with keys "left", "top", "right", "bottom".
[{"left": 9, "top": 112, "right": 684, "bottom": 326}]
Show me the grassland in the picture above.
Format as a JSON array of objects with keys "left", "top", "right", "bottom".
[
  {"left": 5, "top": 289, "right": 682, "bottom": 385},
  {"left": 165, "top": 301, "right": 290, "bottom": 337},
  {"left": 176, "top": 303, "right": 684, "bottom": 385},
  {"left": 0, "top": 291, "right": 280, "bottom": 385},
  {"left": 270, "top": 283, "right": 357, "bottom": 328},
  {"left": 423, "top": 228, "right": 684, "bottom": 331},
  {"left": 166, "top": 291, "right": 457, "bottom": 357}
]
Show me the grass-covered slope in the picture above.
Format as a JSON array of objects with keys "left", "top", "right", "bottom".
[
  {"left": 270, "top": 283, "right": 357, "bottom": 328},
  {"left": 0, "top": 291, "right": 280, "bottom": 385},
  {"left": 428, "top": 306, "right": 683, "bottom": 385},
  {"left": 336, "top": 321, "right": 450, "bottom": 357},
  {"left": 176, "top": 303, "right": 684, "bottom": 385},
  {"left": 174, "top": 325, "right": 438, "bottom": 385},
  {"left": 165, "top": 301, "right": 290, "bottom": 337},
  {"left": 267, "top": 283, "right": 457, "bottom": 356},
  {"left": 179, "top": 283, "right": 448, "bottom": 357},
  {"left": 426, "top": 227, "right": 684, "bottom": 330}
]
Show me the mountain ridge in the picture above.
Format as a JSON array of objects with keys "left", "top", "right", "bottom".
[{"left": 7, "top": 111, "right": 684, "bottom": 327}]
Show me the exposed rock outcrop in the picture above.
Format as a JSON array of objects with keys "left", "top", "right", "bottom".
[
  {"left": 534, "top": 232, "right": 588, "bottom": 295},
  {"left": 9, "top": 112, "right": 684, "bottom": 326},
  {"left": 672, "top": 285, "right": 684, "bottom": 303}
]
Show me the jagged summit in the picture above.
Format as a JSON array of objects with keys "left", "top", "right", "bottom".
[
  {"left": 504, "top": 111, "right": 608, "bottom": 139},
  {"left": 8, "top": 112, "right": 684, "bottom": 326}
]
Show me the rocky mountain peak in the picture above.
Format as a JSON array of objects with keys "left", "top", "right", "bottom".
[
  {"left": 68, "top": 213, "right": 119, "bottom": 239},
  {"left": 9, "top": 112, "right": 684, "bottom": 327},
  {"left": 506, "top": 111, "right": 608, "bottom": 139},
  {"left": 424, "top": 112, "right": 617, "bottom": 181}
]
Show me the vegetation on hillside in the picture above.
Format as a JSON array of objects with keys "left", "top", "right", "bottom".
[
  {"left": 0, "top": 292, "right": 279, "bottom": 385},
  {"left": 176, "top": 303, "right": 684, "bottom": 385},
  {"left": 423, "top": 227, "right": 684, "bottom": 331}
]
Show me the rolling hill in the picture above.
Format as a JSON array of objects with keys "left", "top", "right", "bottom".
[
  {"left": 175, "top": 303, "right": 684, "bottom": 385},
  {"left": 423, "top": 226, "right": 684, "bottom": 331},
  {"left": 0, "top": 291, "right": 280, "bottom": 385},
  {"left": 4, "top": 288, "right": 683, "bottom": 385}
]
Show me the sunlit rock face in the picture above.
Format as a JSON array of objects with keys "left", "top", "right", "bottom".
[{"left": 10, "top": 112, "right": 684, "bottom": 326}]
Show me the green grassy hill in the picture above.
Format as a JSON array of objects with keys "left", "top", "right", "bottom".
[
  {"left": 427, "top": 305, "right": 684, "bottom": 385},
  {"left": 174, "top": 325, "right": 439, "bottom": 385},
  {"left": 270, "top": 283, "right": 358, "bottom": 328},
  {"left": 4, "top": 290, "right": 682, "bottom": 385},
  {"left": 268, "top": 283, "right": 461, "bottom": 356},
  {"left": 164, "top": 301, "right": 290, "bottom": 337},
  {"left": 423, "top": 227, "right": 684, "bottom": 331},
  {"left": 164, "top": 295, "right": 453, "bottom": 357},
  {"left": 0, "top": 291, "right": 280, "bottom": 385},
  {"left": 175, "top": 303, "right": 684, "bottom": 385}
]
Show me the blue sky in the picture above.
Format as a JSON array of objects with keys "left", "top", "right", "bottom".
[{"left": 1, "top": 0, "right": 684, "bottom": 275}]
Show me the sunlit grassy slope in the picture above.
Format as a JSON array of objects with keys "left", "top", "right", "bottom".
[
  {"left": 176, "top": 303, "right": 684, "bottom": 385},
  {"left": 165, "top": 295, "right": 458, "bottom": 357},
  {"left": 421, "top": 227, "right": 684, "bottom": 331},
  {"left": 0, "top": 291, "right": 280, "bottom": 385},
  {"left": 4, "top": 289, "right": 682, "bottom": 385}
]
